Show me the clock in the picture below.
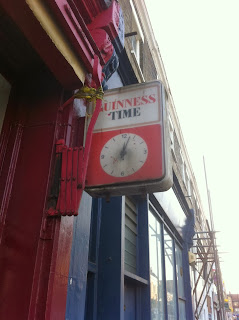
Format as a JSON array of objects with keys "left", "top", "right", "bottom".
[
  {"left": 85, "top": 81, "right": 173, "bottom": 197},
  {"left": 100, "top": 133, "right": 148, "bottom": 177}
]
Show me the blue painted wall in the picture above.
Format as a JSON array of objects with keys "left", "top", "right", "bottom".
[
  {"left": 97, "top": 197, "right": 125, "bottom": 320},
  {"left": 66, "top": 192, "right": 92, "bottom": 320}
]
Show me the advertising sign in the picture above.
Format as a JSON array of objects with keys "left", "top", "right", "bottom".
[{"left": 85, "top": 81, "right": 173, "bottom": 197}]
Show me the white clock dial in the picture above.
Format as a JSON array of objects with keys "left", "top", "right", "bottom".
[{"left": 100, "top": 133, "right": 148, "bottom": 177}]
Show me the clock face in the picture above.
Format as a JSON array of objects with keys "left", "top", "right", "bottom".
[{"left": 100, "top": 133, "right": 148, "bottom": 177}]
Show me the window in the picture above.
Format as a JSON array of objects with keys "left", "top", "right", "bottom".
[
  {"left": 176, "top": 244, "right": 186, "bottom": 319},
  {"left": 129, "top": 0, "right": 144, "bottom": 65},
  {"left": 168, "top": 115, "right": 174, "bottom": 147},
  {"left": 149, "top": 209, "right": 186, "bottom": 320},
  {"left": 149, "top": 211, "right": 165, "bottom": 319},
  {"left": 185, "top": 167, "right": 191, "bottom": 196},
  {"left": 129, "top": 0, "right": 145, "bottom": 82},
  {"left": 164, "top": 230, "right": 177, "bottom": 319},
  {"left": 179, "top": 150, "right": 185, "bottom": 183},
  {"left": 168, "top": 115, "right": 177, "bottom": 161}
]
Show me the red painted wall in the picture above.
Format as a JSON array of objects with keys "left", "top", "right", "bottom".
[{"left": 0, "top": 69, "right": 76, "bottom": 319}]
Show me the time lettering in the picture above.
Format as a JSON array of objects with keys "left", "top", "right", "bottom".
[{"left": 109, "top": 107, "right": 141, "bottom": 120}]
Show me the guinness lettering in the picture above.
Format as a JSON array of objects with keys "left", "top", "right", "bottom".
[
  {"left": 93, "top": 84, "right": 160, "bottom": 132},
  {"left": 101, "top": 94, "right": 156, "bottom": 112}
]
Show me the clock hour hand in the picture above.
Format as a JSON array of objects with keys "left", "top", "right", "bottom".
[{"left": 120, "top": 136, "right": 130, "bottom": 160}]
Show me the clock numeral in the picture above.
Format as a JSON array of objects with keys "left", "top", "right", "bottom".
[
  {"left": 144, "top": 149, "right": 147, "bottom": 154},
  {"left": 122, "top": 134, "right": 127, "bottom": 138},
  {"left": 101, "top": 155, "right": 105, "bottom": 159},
  {"left": 121, "top": 171, "right": 125, "bottom": 176}
]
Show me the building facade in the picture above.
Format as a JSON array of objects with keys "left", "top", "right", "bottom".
[
  {"left": 0, "top": 0, "right": 225, "bottom": 319},
  {"left": 227, "top": 294, "right": 239, "bottom": 319}
]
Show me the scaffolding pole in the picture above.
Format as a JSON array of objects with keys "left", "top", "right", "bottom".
[{"left": 203, "top": 157, "right": 225, "bottom": 320}]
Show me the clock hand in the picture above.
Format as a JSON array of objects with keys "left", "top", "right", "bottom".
[
  {"left": 125, "top": 136, "right": 130, "bottom": 149},
  {"left": 120, "top": 136, "right": 131, "bottom": 160}
]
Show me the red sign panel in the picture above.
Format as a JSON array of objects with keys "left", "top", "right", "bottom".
[{"left": 85, "top": 81, "right": 173, "bottom": 197}]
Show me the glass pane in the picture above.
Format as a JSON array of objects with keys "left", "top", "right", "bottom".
[
  {"left": 154, "top": 189, "right": 187, "bottom": 236},
  {"left": 149, "top": 210, "right": 165, "bottom": 319},
  {"left": 164, "top": 230, "right": 177, "bottom": 320},
  {"left": 175, "top": 244, "right": 185, "bottom": 298}
]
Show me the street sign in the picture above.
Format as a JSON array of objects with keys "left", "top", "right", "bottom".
[{"left": 85, "top": 81, "right": 173, "bottom": 197}]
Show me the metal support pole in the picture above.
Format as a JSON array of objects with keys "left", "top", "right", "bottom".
[
  {"left": 203, "top": 157, "right": 225, "bottom": 320},
  {"left": 193, "top": 242, "right": 213, "bottom": 295},
  {"left": 195, "top": 262, "right": 214, "bottom": 319}
]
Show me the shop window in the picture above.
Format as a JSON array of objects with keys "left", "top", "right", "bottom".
[
  {"left": 149, "top": 208, "right": 186, "bottom": 320},
  {"left": 149, "top": 211, "right": 165, "bottom": 319},
  {"left": 0, "top": 73, "right": 11, "bottom": 133},
  {"left": 164, "top": 230, "right": 177, "bottom": 319},
  {"left": 176, "top": 244, "right": 186, "bottom": 319}
]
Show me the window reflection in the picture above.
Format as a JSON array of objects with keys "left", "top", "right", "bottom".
[
  {"left": 149, "top": 211, "right": 165, "bottom": 320},
  {"left": 164, "top": 230, "right": 177, "bottom": 320},
  {"left": 154, "top": 190, "right": 187, "bottom": 236},
  {"left": 149, "top": 209, "right": 186, "bottom": 320},
  {"left": 175, "top": 245, "right": 186, "bottom": 319}
]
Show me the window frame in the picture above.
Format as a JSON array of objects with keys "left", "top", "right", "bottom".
[
  {"left": 148, "top": 202, "right": 186, "bottom": 320},
  {"left": 129, "top": 0, "right": 145, "bottom": 81}
]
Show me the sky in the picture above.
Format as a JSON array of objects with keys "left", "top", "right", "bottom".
[{"left": 145, "top": 0, "right": 239, "bottom": 293}]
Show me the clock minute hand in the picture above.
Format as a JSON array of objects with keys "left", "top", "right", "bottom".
[
  {"left": 125, "top": 136, "right": 130, "bottom": 149},
  {"left": 120, "top": 136, "right": 130, "bottom": 160}
]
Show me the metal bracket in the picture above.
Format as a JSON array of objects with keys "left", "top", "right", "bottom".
[
  {"left": 47, "top": 97, "right": 102, "bottom": 216},
  {"left": 47, "top": 140, "right": 84, "bottom": 216}
]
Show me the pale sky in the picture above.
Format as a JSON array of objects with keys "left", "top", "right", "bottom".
[{"left": 145, "top": 0, "right": 239, "bottom": 293}]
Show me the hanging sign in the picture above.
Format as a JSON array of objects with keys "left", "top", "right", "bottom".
[{"left": 85, "top": 80, "right": 173, "bottom": 197}]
